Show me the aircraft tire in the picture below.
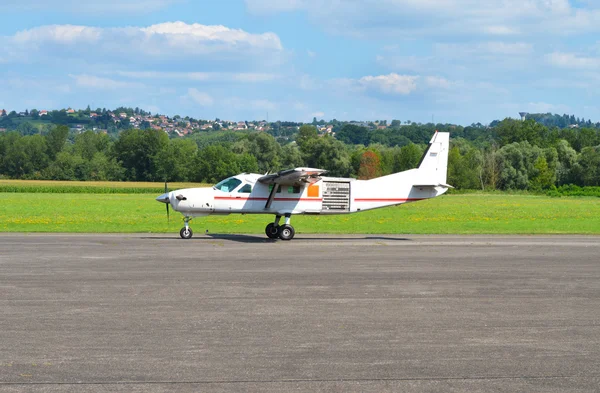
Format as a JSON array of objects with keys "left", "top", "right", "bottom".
[
  {"left": 265, "top": 223, "right": 280, "bottom": 239},
  {"left": 279, "top": 224, "right": 295, "bottom": 241},
  {"left": 180, "top": 227, "right": 193, "bottom": 239}
]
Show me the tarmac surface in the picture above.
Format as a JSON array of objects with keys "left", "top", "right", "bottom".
[{"left": 1, "top": 233, "right": 599, "bottom": 392}]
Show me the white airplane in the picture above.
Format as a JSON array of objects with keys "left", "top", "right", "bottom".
[{"left": 156, "top": 131, "right": 451, "bottom": 240}]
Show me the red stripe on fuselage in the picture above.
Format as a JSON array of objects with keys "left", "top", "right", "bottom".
[
  {"left": 354, "top": 198, "right": 425, "bottom": 202},
  {"left": 214, "top": 196, "right": 323, "bottom": 202}
]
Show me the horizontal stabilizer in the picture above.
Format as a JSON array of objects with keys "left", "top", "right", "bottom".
[{"left": 413, "top": 183, "right": 454, "bottom": 189}]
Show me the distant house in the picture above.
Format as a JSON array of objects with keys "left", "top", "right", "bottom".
[
  {"left": 40, "top": 110, "right": 48, "bottom": 116},
  {"left": 66, "top": 108, "right": 75, "bottom": 114},
  {"left": 90, "top": 113, "right": 98, "bottom": 118},
  {"left": 119, "top": 112, "right": 127, "bottom": 119}
]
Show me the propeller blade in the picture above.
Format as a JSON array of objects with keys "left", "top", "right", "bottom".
[{"left": 165, "top": 181, "right": 169, "bottom": 223}]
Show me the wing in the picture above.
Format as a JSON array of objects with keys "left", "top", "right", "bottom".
[{"left": 258, "top": 167, "right": 327, "bottom": 186}]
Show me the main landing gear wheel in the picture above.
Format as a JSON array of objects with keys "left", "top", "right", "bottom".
[
  {"left": 278, "top": 224, "right": 295, "bottom": 241},
  {"left": 265, "top": 223, "right": 280, "bottom": 239},
  {"left": 180, "top": 227, "right": 193, "bottom": 239}
]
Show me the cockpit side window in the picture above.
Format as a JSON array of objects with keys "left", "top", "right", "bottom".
[
  {"left": 214, "top": 178, "right": 242, "bottom": 192},
  {"left": 238, "top": 184, "right": 252, "bottom": 193}
]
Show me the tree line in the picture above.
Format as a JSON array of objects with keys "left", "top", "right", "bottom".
[{"left": 1, "top": 119, "right": 600, "bottom": 191}]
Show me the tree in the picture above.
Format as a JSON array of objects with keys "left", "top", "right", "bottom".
[
  {"left": 573, "top": 146, "right": 600, "bottom": 186},
  {"left": 396, "top": 143, "right": 423, "bottom": 172},
  {"left": 530, "top": 156, "right": 554, "bottom": 190},
  {"left": 496, "top": 141, "right": 556, "bottom": 190},
  {"left": 114, "top": 128, "right": 169, "bottom": 181},
  {"left": 154, "top": 139, "right": 198, "bottom": 182},
  {"left": 391, "top": 119, "right": 401, "bottom": 128},
  {"left": 43, "top": 151, "right": 83, "bottom": 180},
  {"left": 234, "top": 132, "right": 282, "bottom": 173},
  {"left": 335, "top": 124, "right": 369, "bottom": 145},
  {"left": 302, "top": 136, "right": 351, "bottom": 177},
  {"left": 193, "top": 145, "right": 244, "bottom": 183},
  {"left": 447, "top": 141, "right": 483, "bottom": 189},
  {"left": 73, "top": 131, "right": 110, "bottom": 160},
  {"left": 357, "top": 150, "right": 382, "bottom": 179},
  {"left": 296, "top": 125, "right": 319, "bottom": 153},
  {"left": 16, "top": 122, "right": 37, "bottom": 136},
  {"left": 45, "top": 125, "right": 69, "bottom": 159},
  {"left": 2, "top": 134, "right": 49, "bottom": 178},
  {"left": 281, "top": 144, "right": 303, "bottom": 169},
  {"left": 88, "top": 152, "right": 124, "bottom": 181},
  {"left": 555, "top": 139, "right": 577, "bottom": 185}
]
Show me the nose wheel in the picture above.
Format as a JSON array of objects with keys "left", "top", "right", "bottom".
[
  {"left": 180, "top": 217, "right": 193, "bottom": 239},
  {"left": 265, "top": 214, "right": 295, "bottom": 240}
]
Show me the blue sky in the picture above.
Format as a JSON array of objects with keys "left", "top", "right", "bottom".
[{"left": 1, "top": 0, "right": 600, "bottom": 125}]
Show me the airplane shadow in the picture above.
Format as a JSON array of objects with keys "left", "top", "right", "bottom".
[{"left": 141, "top": 234, "right": 412, "bottom": 243}]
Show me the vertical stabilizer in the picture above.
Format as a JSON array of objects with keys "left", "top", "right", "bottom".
[{"left": 417, "top": 131, "right": 450, "bottom": 186}]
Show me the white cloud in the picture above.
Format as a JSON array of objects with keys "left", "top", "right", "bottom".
[
  {"left": 298, "top": 74, "right": 318, "bottom": 90},
  {"left": 245, "top": 0, "right": 600, "bottom": 37},
  {"left": 546, "top": 52, "right": 600, "bottom": 69},
  {"left": 424, "top": 76, "right": 452, "bottom": 89},
  {"left": 114, "top": 71, "right": 280, "bottom": 83},
  {"left": 526, "top": 102, "right": 571, "bottom": 113},
  {"left": 359, "top": 73, "right": 418, "bottom": 95},
  {"left": 185, "top": 88, "right": 214, "bottom": 107},
  {"left": 311, "top": 111, "right": 325, "bottom": 118},
  {"left": 436, "top": 42, "right": 533, "bottom": 56},
  {"left": 247, "top": 99, "right": 278, "bottom": 111},
  {"left": 2, "top": 22, "right": 284, "bottom": 67},
  {"left": 69, "top": 74, "right": 144, "bottom": 90}
]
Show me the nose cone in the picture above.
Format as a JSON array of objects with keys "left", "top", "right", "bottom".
[{"left": 156, "top": 192, "right": 170, "bottom": 204}]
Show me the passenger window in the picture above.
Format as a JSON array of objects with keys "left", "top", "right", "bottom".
[
  {"left": 238, "top": 184, "right": 252, "bottom": 193},
  {"left": 214, "top": 178, "right": 242, "bottom": 192},
  {"left": 288, "top": 186, "right": 301, "bottom": 194},
  {"left": 269, "top": 184, "right": 282, "bottom": 193}
]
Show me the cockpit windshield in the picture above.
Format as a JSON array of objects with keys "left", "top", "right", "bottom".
[{"left": 213, "top": 177, "right": 242, "bottom": 192}]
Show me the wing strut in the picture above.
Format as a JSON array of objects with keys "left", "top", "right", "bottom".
[{"left": 265, "top": 184, "right": 279, "bottom": 209}]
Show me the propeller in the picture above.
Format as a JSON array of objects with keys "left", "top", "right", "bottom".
[{"left": 164, "top": 181, "right": 170, "bottom": 223}]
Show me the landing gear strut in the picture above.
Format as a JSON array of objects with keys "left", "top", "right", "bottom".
[
  {"left": 264, "top": 214, "right": 295, "bottom": 240},
  {"left": 180, "top": 217, "right": 193, "bottom": 239}
]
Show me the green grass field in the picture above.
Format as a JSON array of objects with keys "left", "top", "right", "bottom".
[{"left": 1, "top": 191, "right": 599, "bottom": 234}]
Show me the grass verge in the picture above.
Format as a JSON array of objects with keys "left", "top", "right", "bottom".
[{"left": 1, "top": 193, "right": 600, "bottom": 234}]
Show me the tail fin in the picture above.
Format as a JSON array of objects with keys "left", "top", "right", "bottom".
[{"left": 415, "top": 131, "right": 451, "bottom": 188}]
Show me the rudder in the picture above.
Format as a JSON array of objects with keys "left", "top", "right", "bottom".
[{"left": 417, "top": 131, "right": 450, "bottom": 186}]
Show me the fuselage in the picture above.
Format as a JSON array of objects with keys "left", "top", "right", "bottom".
[{"left": 158, "top": 170, "right": 448, "bottom": 219}]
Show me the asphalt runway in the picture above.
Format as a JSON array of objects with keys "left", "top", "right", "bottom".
[{"left": 1, "top": 234, "right": 599, "bottom": 392}]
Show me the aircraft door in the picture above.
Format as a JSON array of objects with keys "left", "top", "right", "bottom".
[{"left": 322, "top": 181, "right": 350, "bottom": 212}]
